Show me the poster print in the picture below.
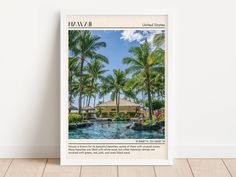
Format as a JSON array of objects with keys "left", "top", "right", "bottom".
[{"left": 61, "top": 14, "right": 172, "bottom": 165}]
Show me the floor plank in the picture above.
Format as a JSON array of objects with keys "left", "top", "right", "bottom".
[
  {"left": 5, "top": 159, "right": 47, "bottom": 177},
  {"left": 81, "top": 166, "right": 117, "bottom": 177},
  {"left": 155, "top": 159, "right": 193, "bottom": 177},
  {"left": 43, "top": 159, "right": 81, "bottom": 177},
  {"left": 223, "top": 159, "right": 236, "bottom": 177},
  {"left": 119, "top": 166, "right": 155, "bottom": 177},
  {"left": 188, "top": 159, "right": 231, "bottom": 177},
  {"left": 1, "top": 158, "right": 236, "bottom": 177},
  {"left": 0, "top": 159, "right": 12, "bottom": 177}
]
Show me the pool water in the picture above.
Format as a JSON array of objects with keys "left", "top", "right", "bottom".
[{"left": 69, "top": 121, "right": 165, "bottom": 139}]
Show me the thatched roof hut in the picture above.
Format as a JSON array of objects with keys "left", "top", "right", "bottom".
[
  {"left": 97, "top": 98, "right": 141, "bottom": 107},
  {"left": 97, "top": 98, "right": 141, "bottom": 116},
  {"left": 82, "top": 106, "right": 95, "bottom": 111},
  {"left": 69, "top": 104, "right": 78, "bottom": 110}
]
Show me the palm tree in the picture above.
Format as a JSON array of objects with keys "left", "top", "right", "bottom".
[
  {"left": 92, "top": 82, "right": 100, "bottom": 107},
  {"left": 69, "top": 31, "right": 80, "bottom": 51},
  {"left": 99, "top": 82, "right": 109, "bottom": 103},
  {"left": 68, "top": 57, "right": 77, "bottom": 110},
  {"left": 68, "top": 31, "right": 81, "bottom": 104},
  {"left": 123, "top": 39, "right": 163, "bottom": 119},
  {"left": 124, "top": 72, "right": 146, "bottom": 105},
  {"left": 85, "top": 60, "right": 107, "bottom": 106},
  {"left": 151, "top": 64, "right": 165, "bottom": 100},
  {"left": 68, "top": 30, "right": 108, "bottom": 113},
  {"left": 153, "top": 31, "right": 165, "bottom": 49},
  {"left": 102, "top": 69, "right": 126, "bottom": 114}
]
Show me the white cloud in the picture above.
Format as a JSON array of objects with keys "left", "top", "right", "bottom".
[
  {"left": 120, "top": 30, "right": 143, "bottom": 42},
  {"left": 120, "top": 30, "right": 165, "bottom": 50},
  {"left": 121, "top": 30, "right": 163, "bottom": 43}
]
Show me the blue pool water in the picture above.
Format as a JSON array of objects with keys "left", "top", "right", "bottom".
[{"left": 69, "top": 121, "right": 165, "bottom": 139}]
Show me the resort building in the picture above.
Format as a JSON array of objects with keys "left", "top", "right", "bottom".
[
  {"left": 96, "top": 98, "right": 142, "bottom": 117},
  {"left": 82, "top": 106, "right": 95, "bottom": 113},
  {"left": 69, "top": 104, "right": 78, "bottom": 113}
]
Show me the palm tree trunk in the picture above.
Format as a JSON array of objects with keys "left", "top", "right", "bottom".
[
  {"left": 83, "top": 97, "right": 85, "bottom": 108},
  {"left": 117, "top": 92, "right": 120, "bottom": 114},
  {"left": 87, "top": 95, "right": 91, "bottom": 106},
  {"left": 78, "top": 57, "right": 85, "bottom": 114},
  {"left": 93, "top": 94, "right": 96, "bottom": 108},
  {"left": 86, "top": 96, "right": 89, "bottom": 107},
  {"left": 87, "top": 79, "right": 94, "bottom": 107},
  {"left": 146, "top": 72, "right": 153, "bottom": 119},
  {"left": 142, "top": 91, "right": 144, "bottom": 106},
  {"left": 115, "top": 92, "right": 119, "bottom": 115}
]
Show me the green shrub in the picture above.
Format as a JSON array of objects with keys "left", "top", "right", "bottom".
[
  {"left": 145, "top": 99, "right": 164, "bottom": 110},
  {"left": 81, "top": 112, "right": 87, "bottom": 116},
  {"left": 68, "top": 113, "right": 83, "bottom": 124},
  {"left": 157, "top": 114, "right": 165, "bottom": 122},
  {"left": 119, "top": 112, "right": 127, "bottom": 119},
  {"left": 143, "top": 117, "right": 157, "bottom": 126},
  {"left": 86, "top": 112, "right": 92, "bottom": 118},
  {"left": 109, "top": 112, "right": 116, "bottom": 118},
  {"left": 128, "top": 112, "right": 136, "bottom": 117},
  {"left": 112, "top": 112, "right": 128, "bottom": 121},
  {"left": 94, "top": 109, "right": 101, "bottom": 117}
]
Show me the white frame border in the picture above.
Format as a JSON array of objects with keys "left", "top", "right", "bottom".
[{"left": 60, "top": 11, "right": 173, "bottom": 165}]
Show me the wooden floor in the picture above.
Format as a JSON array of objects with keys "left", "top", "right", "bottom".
[{"left": 0, "top": 159, "right": 235, "bottom": 177}]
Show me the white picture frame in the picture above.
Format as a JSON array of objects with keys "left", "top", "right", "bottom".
[{"left": 60, "top": 11, "right": 173, "bottom": 165}]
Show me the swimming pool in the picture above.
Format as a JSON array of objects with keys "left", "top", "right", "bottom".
[{"left": 69, "top": 121, "right": 164, "bottom": 139}]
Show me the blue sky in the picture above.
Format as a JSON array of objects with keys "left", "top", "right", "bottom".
[
  {"left": 71, "top": 30, "right": 163, "bottom": 106},
  {"left": 90, "top": 30, "right": 137, "bottom": 77}
]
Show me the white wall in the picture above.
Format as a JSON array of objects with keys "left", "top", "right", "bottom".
[{"left": 0, "top": 0, "right": 236, "bottom": 158}]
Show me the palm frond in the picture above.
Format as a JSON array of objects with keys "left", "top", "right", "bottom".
[
  {"left": 153, "top": 32, "right": 165, "bottom": 49},
  {"left": 93, "top": 53, "right": 109, "bottom": 64}
]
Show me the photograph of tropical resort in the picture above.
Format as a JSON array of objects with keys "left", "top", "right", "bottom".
[{"left": 68, "top": 30, "right": 166, "bottom": 139}]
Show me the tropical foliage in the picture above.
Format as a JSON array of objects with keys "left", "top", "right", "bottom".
[
  {"left": 68, "top": 113, "right": 83, "bottom": 124},
  {"left": 122, "top": 37, "right": 165, "bottom": 119},
  {"left": 69, "top": 30, "right": 108, "bottom": 113},
  {"left": 102, "top": 69, "right": 126, "bottom": 114},
  {"left": 68, "top": 30, "right": 165, "bottom": 119}
]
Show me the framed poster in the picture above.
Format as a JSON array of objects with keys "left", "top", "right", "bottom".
[{"left": 61, "top": 13, "right": 172, "bottom": 165}]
